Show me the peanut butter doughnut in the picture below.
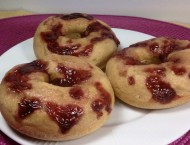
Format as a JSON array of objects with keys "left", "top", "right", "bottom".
[
  {"left": 0, "top": 54, "right": 114, "bottom": 141},
  {"left": 33, "top": 13, "right": 120, "bottom": 68},
  {"left": 106, "top": 37, "right": 190, "bottom": 109}
]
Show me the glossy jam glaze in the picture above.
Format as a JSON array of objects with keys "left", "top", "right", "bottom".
[
  {"left": 115, "top": 50, "right": 142, "bottom": 65},
  {"left": 171, "top": 66, "right": 186, "bottom": 75},
  {"left": 4, "top": 60, "right": 47, "bottom": 93},
  {"left": 128, "top": 76, "right": 135, "bottom": 85},
  {"left": 45, "top": 102, "right": 84, "bottom": 133},
  {"left": 91, "top": 82, "right": 112, "bottom": 118},
  {"left": 146, "top": 75, "right": 176, "bottom": 104},
  {"left": 69, "top": 86, "right": 84, "bottom": 100},
  {"left": 18, "top": 97, "right": 42, "bottom": 119},
  {"left": 50, "top": 64, "right": 92, "bottom": 87},
  {"left": 144, "top": 67, "right": 166, "bottom": 76}
]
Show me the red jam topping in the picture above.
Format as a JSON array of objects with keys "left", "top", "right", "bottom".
[
  {"left": 45, "top": 102, "right": 84, "bottom": 133},
  {"left": 60, "top": 13, "right": 93, "bottom": 20},
  {"left": 91, "top": 82, "right": 112, "bottom": 118},
  {"left": 169, "top": 57, "right": 181, "bottom": 63},
  {"left": 149, "top": 42, "right": 160, "bottom": 54},
  {"left": 50, "top": 64, "right": 92, "bottom": 87},
  {"left": 41, "top": 24, "right": 62, "bottom": 41},
  {"left": 144, "top": 67, "right": 166, "bottom": 76},
  {"left": 91, "top": 99, "right": 104, "bottom": 118},
  {"left": 146, "top": 75, "right": 176, "bottom": 104},
  {"left": 82, "top": 21, "right": 120, "bottom": 45},
  {"left": 48, "top": 42, "right": 82, "bottom": 55},
  {"left": 4, "top": 60, "right": 47, "bottom": 93},
  {"left": 18, "top": 97, "right": 42, "bottom": 119},
  {"left": 115, "top": 51, "right": 142, "bottom": 65},
  {"left": 69, "top": 86, "right": 84, "bottom": 100},
  {"left": 171, "top": 66, "right": 186, "bottom": 75},
  {"left": 128, "top": 76, "right": 135, "bottom": 85},
  {"left": 162, "top": 39, "right": 178, "bottom": 54},
  {"left": 124, "top": 57, "right": 141, "bottom": 65}
]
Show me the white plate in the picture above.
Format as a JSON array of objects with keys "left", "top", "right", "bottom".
[{"left": 0, "top": 28, "right": 190, "bottom": 145}]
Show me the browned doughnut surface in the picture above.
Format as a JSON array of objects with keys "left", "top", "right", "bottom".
[
  {"left": 33, "top": 13, "right": 120, "bottom": 68},
  {"left": 0, "top": 54, "right": 114, "bottom": 141},
  {"left": 106, "top": 37, "right": 190, "bottom": 109}
]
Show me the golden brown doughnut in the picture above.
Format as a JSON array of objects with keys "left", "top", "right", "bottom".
[
  {"left": 33, "top": 13, "right": 120, "bottom": 68},
  {"left": 0, "top": 54, "right": 114, "bottom": 141},
  {"left": 106, "top": 37, "right": 190, "bottom": 109}
]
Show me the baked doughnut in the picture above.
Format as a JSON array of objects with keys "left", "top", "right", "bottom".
[
  {"left": 33, "top": 13, "right": 120, "bottom": 68},
  {"left": 0, "top": 54, "right": 114, "bottom": 141},
  {"left": 106, "top": 37, "right": 190, "bottom": 109}
]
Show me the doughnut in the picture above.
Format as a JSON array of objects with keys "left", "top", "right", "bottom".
[
  {"left": 106, "top": 37, "right": 190, "bottom": 109},
  {"left": 0, "top": 54, "right": 114, "bottom": 141},
  {"left": 33, "top": 13, "right": 120, "bottom": 68}
]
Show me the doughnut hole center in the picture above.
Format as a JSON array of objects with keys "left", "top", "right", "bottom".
[
  {"left": 65, "top": 27, "right": 85, "bottom": 39},
  {"left": 140, "top": 56, "right": 163, "bottom": 65},
  {"left": 29, "top": 72, "right": 49, "bottom": 82},
  {"left": 66, "top": 32, "right": 81, "bottom": 39},
  {"left": 125, "top": 47, "right": 164, "bottom": 65}
]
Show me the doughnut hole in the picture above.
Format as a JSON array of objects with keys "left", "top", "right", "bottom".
[
  {"left": 28, "top": 72, "right": 49, "bottom": 82},
  {"left": 122, "top": 47, "right": 161, "bottom": 64},
  {"left": 66, "top": 32, "right": 81, "bottom": 39}
]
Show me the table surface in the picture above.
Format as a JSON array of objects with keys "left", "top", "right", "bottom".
[{"left": 0, "top": 10, "right": 190, "bottom": 28}]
